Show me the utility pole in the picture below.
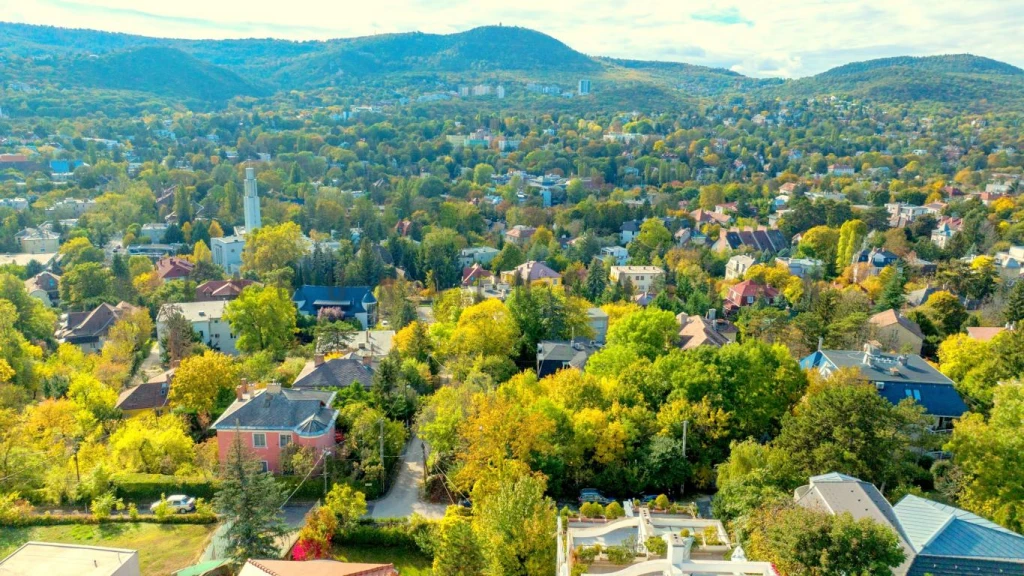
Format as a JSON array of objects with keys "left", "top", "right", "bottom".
[
  {"left": 682, "top": 420, "right": 688, "bottom": 458},
  {"left": 379, "top": 418, "right": 386, "bottom": 494},
  {"left": 323, "top": 450, "right": 331, "bottom": 496}
]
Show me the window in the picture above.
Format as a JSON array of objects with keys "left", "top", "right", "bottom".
[
  {"left": 253, "top": 433, "right": 267, "bottom": 448},
  {"left": 258, "top": 461, "right": 269, "bottom": 473},
  {"left": 279, "top": 434, "right": 291, "bottom": 448}
]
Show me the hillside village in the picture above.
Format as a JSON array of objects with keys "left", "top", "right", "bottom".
[{"left": 0, "top": 21, "right": 1023, "bottom": 576}]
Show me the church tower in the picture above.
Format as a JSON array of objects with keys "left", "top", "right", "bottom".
[{"left": 243, "top": 166, "right": 262, "bottom": 232}]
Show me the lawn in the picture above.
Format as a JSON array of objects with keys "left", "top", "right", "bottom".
[
  {"left": 0, "top": 523, "right": 218, "bottom": 576},
  {"left": 334, "top": 544, "right": 433, "bottom": 576}
]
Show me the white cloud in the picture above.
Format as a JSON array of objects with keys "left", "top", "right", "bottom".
[{"left": 1, "top": 0, "right": 1022, "bottom": 77}]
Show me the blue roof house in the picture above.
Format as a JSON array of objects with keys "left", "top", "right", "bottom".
[
  {"left": 800, "top": 344, "right": 967, "bottom": 430},
  {"left": 291, "top": 285, "right": 377, "bottom": 329}
]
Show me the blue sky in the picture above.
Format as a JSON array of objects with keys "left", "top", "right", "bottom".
[{"left": 2, "top": 0, "right": 1022, "bottom": 77}]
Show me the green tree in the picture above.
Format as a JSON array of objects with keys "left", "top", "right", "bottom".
[
  {"left": 224, "top": 285, "right": 297, "bottom": 358},
  {"left": 1005, "top": 280, "right": 1024, "bottom": 325},
  {"left": 473, "top": 163, "right": 495, "bottom": 186},
  {"left": 60, "top": 263, "right": 115, "bottom": 309},
  {"left": 215, "top": 435, "right": 288, "bottom": 563},
  {"left": 472, "top": 471, "right": 556, "bottom": 576},
  {"left": 324, "top": 484, "right": 367, "bottom": 530},
  {"left": 433, "top": 508, "right": 485, "bottom": 576},
  {"left": 0, "top": 272, "right": 57, "bottom": 341},
  {"left": 421, "top": 229, "right": 463, "bottom": 290},
  {"left": 835, "top": 219, "right": 867, "bottom": 271},
  {"left": 921, "top": 291, "right": 968, "bottom": 336},
  {"left": 241, "top": 222, "right": 306, "bottom": 283},
  {"left": 491, "top": 243, "right": 525, "bottom": 274},
  {"left": 168, "top": 351, "right": 238, "bottom": 415},
  {"left": 606, "top": 307, "right": 677, "bottom": 360},
  {"left": 628, "top": 219, "right": 672, "bottom": 263},
  {"left": 875, "top": 266, "right": 907, "bottom": 312},
  {"left": 747, "top": 504, "right": 905, "bottom": 576},
  {"left": 797, "top": 226, "right": 840, "bottom": 277}
]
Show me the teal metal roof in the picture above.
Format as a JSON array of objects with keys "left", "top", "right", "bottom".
[{"left": 894, "top": 495, "right": 1024, "bottom": 560}]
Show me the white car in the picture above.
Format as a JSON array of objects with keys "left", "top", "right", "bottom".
[{"left": 151, "top": 494, "right": 196, "bottom": 513}]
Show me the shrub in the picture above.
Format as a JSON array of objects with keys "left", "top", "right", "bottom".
[
  {"left": 701, "top": 525, "right": 721, "bottom": 545},
  {"left": 112, "top": 474, "right": 218, "bottom": 502},
  {"left": 127, "top": 503, "right": 139, "bottom": 520},
  {"left": 576, "top": 545, "right": 601, "bottom": 563},
  {"left": 680, "top": 528, "right": 690, "bottom": 537},
  {"left": 408, "top": 513, "right": 439, "bottom": 557},
  {"left": 152, "top": 494, "right": 173, "bottom": 520},
  {"left": 645, "top": 536, "right": 667, "bottom": 557},
  {"left": 653, "top": 494, "right": 670, "bottom": 510},
  {"left": 195, "top": 497, "right": 216, "bottom": 519},
  {"left": 604, "top": 502, "right": 625, "bottom": 519},
  {"left": 580, "top": 502, "right": 604, "bottom": 518},
  {"left": 90, "top": 492, "right": 124, "bottom": 520},
  {"left": 606, "top": 546, "right": 633, "bottom": 565},
  {"left": 0, "top": 493, "right": 32, "bottom": 525}
]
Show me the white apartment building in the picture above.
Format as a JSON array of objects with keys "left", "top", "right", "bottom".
[
  {"left": 212, "top": 235, "right": 245, "bottom": 274},
  {"left": 157, "top": 300, "right": 238, "bottom": 355},
  {"left": 610, "top": 266, "right": 665, "bottom": 293}
]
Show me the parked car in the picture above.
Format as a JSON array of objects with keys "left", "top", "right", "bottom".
[
  {"left": 639, "top": 494, "right": 658, "bottom": 505},
  {"left": 151, "top": 494, "right": 196, "bottom": 513},
  {"left": 579, "top": 489, "right": 612, "bottom": 505}
]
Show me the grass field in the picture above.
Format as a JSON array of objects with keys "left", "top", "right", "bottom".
[
  {"left": 334, "top": 544, "right": 433, "bottom": 576},
  {"left": 0, "top": 523, "right": 218, "bottom": 576}
]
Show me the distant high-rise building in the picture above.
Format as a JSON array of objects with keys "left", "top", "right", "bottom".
[
  {"left": 458, "top": 86, "right": 470, "bottom": 97},
  {"left": 578, "top": 79, "right": 591, "bottom": 95},
  {"left": 243, "top": 166, "right": 261, "bottom": 232},
  {"left": 497, "top": 85, "right": 506, "bottom": 99}
]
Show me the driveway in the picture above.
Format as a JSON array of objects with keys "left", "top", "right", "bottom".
[{"left": 369, "top": 435, "right": 447, "bottom": 519}]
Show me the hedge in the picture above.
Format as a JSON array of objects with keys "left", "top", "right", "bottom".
[
  {"left": 112, "top": 474, "right": 220, "bottom": 502},
  {"left": 3, "top": 512, "right": 218, "bottom": 528}
]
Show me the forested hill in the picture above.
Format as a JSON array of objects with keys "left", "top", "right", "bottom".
[
  {"left": 1, "top": 21, "right": 1023, "bottom": 109},
  {"left": 774, "top": 54, "right": 1024, "bottom": 109}
]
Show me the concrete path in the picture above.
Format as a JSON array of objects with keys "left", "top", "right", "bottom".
[{"left": 370, "top": 435, "right": 447, "bottom": 519}]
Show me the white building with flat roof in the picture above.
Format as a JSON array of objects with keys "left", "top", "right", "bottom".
[
  {"left": 157, "top": 300, "right": 238, "bottom": 355},
  {"left": 0, "top": 541, "right": 140, "bottom": 576},
  {"left": 610, "top": 266, "right": 665, "bottom": 293},
  {"left": 212, "top": 235, "right": 245, "bottom": 274}
]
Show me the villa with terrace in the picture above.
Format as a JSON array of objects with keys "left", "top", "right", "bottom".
[{"left": 557, "top": 504, "right": 778, "bottom": 576}]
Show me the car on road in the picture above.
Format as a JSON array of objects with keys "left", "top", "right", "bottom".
[
  {"left": 151, "top": 494, "right": 196, "bottom": 513},
  {"left": 579, "top": 489, "right": 613, "bottom": 505}
]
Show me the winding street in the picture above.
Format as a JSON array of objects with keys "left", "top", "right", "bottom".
[{"left": 370, "top": 435, "right": 448, "bottom": 519}]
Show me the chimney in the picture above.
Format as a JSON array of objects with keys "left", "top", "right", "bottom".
[
  {"left": 817, "top": 336, "right": 823, "bottom": 351},
  {"left": 362, "top": 354, "right": 372, "bottom": 367},
  {"left": 240, "top": 378, "right": 249, "bottom": 399},
  {"left": 234, "top": 385, "right": 243, "bottom": 401},
  {"left": 314, "top": 353, "right": 325, "bottom": 367},
  {"left": 706, "top": 308, "right": 716, "bottom": 322}
]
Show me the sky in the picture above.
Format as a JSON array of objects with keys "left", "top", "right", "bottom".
[{"left": 2, "top": 0, "right": 1023, "bottom": 78}]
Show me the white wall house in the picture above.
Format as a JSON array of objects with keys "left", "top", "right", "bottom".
[
  {"left": 610, "top": 266, "right": 665, "bottom": 293},
  {"left": 458, "top": 246, "right": 500, "bottom": 268},
  {"left": 157, "top": 301, "right": 238, "bottom": 355},
  {"left": 212, "top": 235, "right": 245, "bottom": 275}
]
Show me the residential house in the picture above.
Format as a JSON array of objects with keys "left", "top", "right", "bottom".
[
  {"left": 677, "top": 310, "right": 738, "bottom": 350},
  {"left": 774, "top": 257, "right": 822, "bottom": 278},
  {"left": 139, "top": 223, "right": 168, "bottom": 243},
  {"left": 619, "top": 219, "right": 642, "bottom": 244},
  {"left": 600, "top": 246, "right": 629, "bottom": 266},
  {"left": 293, "top": 355, "right": 374, "bottom": 390},
  {"left": 458, "top": 246, "right": 500, "bottom": 268},
  {"left": 504, "top": 225, "right": 536, "bottom": 246},
  {"left": 16, "top": 227, "right": 59, "bottom": 254},
  {"left": 587, "top": 307, "right": 609, "bottom": 344},
  {"left": 115, "top": 374, "right": 171, "bottom": 418},
  {"left": 965, "top": 326, "right": 1007, "bottom": 342},
  {"left": 500, "top": 261, "right": 562, "bottom": 286},
  {"left": 461, "top": 263, "right": 493, "bottom": 286},
  {"left": 155, "top": 257, "right": 195, "bottom": 281},
  {"left": 886, "top": 203, "right": 930, "bottom": 227},
  {"left": 991, "top": 246, "right": 1024, "bottom": 283},
  {"left": 800, "top": 345, "right": 966, "bottom": 429},
  {"left": 906, "top": 285, "right": 939, "bottom": 308},
  {"left": 633, "top": 291, "right": 656, "bottom": 307},
  {"left": 609, "top": 266, "right": 665, "bottom": 293},
  {"left": 57, "top": 301, "right": 139, "bottom": 353},
  {"left": 725, "top": 255, "right": 755, "bottom": 280},
  {"left": 828, "top": 164, "right": 855, "bottom": 176},
  {"left": 930, "top": 217, "right": 962, "bottom": 249},
  {"left": 855, "top": 248, "right": 900, "bottom": 275},
  {"left": 869, "top": 309, "right": 925, "bottom": 354},
  {"left": 725, "top": 280, "right": 780, "bottom": 312},
  {"left": 211, "top": 383, "right": 338, "bottom": 474},
  {"left": 689, "top": 209, "right": 732, "bottom": 227},
  {"left": 211, "top": 235, "right": 245, "bottom": 275},
  {"left": 157, "top": 301, "right": 238, "bottom": 355},
  {"left": 0, "top": 197, "right": 29, "bottom": 211},
  {"left": 0, "top": 542, "right": 140, "bottom": 576},
  {"left": 536, "top": 340, "right": 601, "bottom": 378},
  {"left": 238, "top": 559, "right": 396, "bottom": 576},
  {"left": 195, "top": 279, "right": 256, "bottom": 302},
  {"left": 24, "top": 271, "right": 59, "bottom": 307},
  {"left": 778, "top": 182, "right": 798, "bottom": 195},
  {"left": 712, "top": 226, "right": 788, "bottom": 255},
  {"left": 795, "top": 473, "right": 1024, "bottom": 576},
  {"left": 558, "top": 504, "right": 776, "bottom": 576},
  {"left": 292, "top": 286, "right": 377, "bottom": 329}
]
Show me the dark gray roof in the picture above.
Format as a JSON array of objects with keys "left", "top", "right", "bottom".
[
  {"left": 212, "top": 388, "right": 336, "bottom": 433},
  {"left": 293, "top": 358, "right": 374, "bottom": 389},
  {"left": 537, "top": 340, "right": 600, "bottom": 370},
  {"left": 115, "top": 381, "right": 169, "bottom": 411}
]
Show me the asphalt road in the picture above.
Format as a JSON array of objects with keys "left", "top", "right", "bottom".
[{"left": 369, "top": 435, "right": 447, "bottom": 519}]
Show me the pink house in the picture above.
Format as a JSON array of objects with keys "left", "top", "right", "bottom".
[{"left": 211, "top": 383, "right": 337, "bottom": 474}]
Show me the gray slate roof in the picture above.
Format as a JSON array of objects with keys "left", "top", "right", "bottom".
[
  {"left": 293, "top": 358, "right": 374, "bottom": 389},
  {"left": 212, "top": 388, "right": 337, "bottom": 434}
]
